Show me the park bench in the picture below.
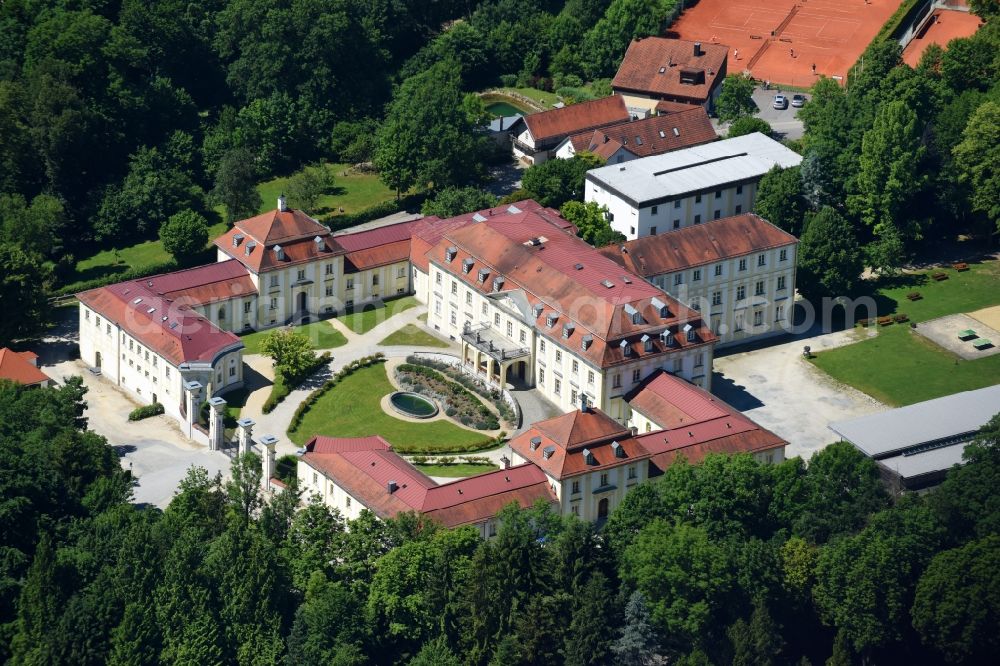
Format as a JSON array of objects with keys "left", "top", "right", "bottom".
[
  {"left": 906, "top": 291, "right": 922, "bottom": 301},
  {"left": 932, "top": 272, "right": 948, "bottom": 281},
  {"left": 878, "top": 316, "right": 893, "bottom": 326},
  {"left": 893, "top": 314, "right": 909, "bottom": 324},
  {"left": 953, "top": 262, "right": 969, "bottom": 271}
]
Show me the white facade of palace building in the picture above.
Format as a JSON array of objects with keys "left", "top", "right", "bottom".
[
  {"left": 585, "top": 133, "right": 802, "bottom": 240},
  {"left": 599, "top": 213, "right": 799, "bottom": 347}
]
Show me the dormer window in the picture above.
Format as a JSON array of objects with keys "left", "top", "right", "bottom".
[
  {"left": 245, "top": 242, "right": 256, "bottom": 256},
  {"left": 530, "top": 436, "right": 541, "bottom": 451},
  {"left": 542, "top": 446, "right": 555, "bottom": 460},
  {"left": 445, "top": 246, "right": 457, "bottom": 262},
  {"left": 651, "top": 297, "right": 669, "bottom": 319},
  {"left": 624, "top": 304, "right": 642, "bottom": 325},
  {"left": 314, "top": 236, "right": 324, "bottom": 251},
  {"left": 583, "top": 448, "right": 596, "bottom": 465},
  {"left": 533, "top": 303, "right": 544, "bottom": 318},
  {"left": 611, "top": 441, "right": 626, "bottom": 458},
  {"left": 684, "top": 323, "right": 696, "bottom": 342},
  {"left": 582, "top": 334, "right": 593, "bottom": 351},
  {"left": 620, "top": 340, "right": 632, "bottom": 356},
  {"left": 546, "top": 313, "right": 558, "bottom": 328},
  {"left": 273, "top": 245, "right": 284, "bottom": 261},
  {"left": 562, "top": 323, "right": 574, "bottom": 339},
  {"left": 661, "top": 330, "right": 674, "bottom": 346},
  {"left": 233, "top": 234, "right": 244, "bottom": 248},
  {"left": 462, "top": 258, "right": 474, "bottom": 274},
  {"left": 641, "top": 334, "right": 652, "bottom": 352},
  {"left": 478, "top": 268, "right": 489, "bottom": 283},
  {"left": 492, "top": 277, "right": 504, "bottom": 292}
]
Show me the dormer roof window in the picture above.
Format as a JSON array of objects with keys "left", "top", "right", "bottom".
[
  {"left": 478, "top": 268, "right": 489, "bottom": 283},
  {"left": 684, "top": 323, "right": 696, "bottom": 342},
  {"left": 582, "top": 448, "right": 596, "bottom": 465},
  {"left": 314, "top": 236, "right": 325, "bottom": 251},
  {"left": 620, "top": 339, "right": 632, "bottom": 356},
  {"left": 641, "top": 334, "right": 652, "bottom": 352},
  {"left": 462, "top": 258, "right": 474, "bottom": 274},
  {"left": 530, "top": 436, "right": 541, "bottom": 451},
  {"left": 562, "top": 323, "right": 574, "bottom": 339},
  {"left": 651, "top": 297, "right": 669, "bottom": 318},
  {"left": 445, "top": 246, "right": 457, "bottom": 262},
  {"left": 542, "top": 446, "right": 555, "bottom": 460},
  {"left": 245, "top": 242, "right": 256, "bottom": 256},
  {"left": 582, "top": 334, "right": 593, "bottom": 351},
  {"left": 273, "top": 245, "right": 285, "bottom": 261},
  {"left": 533, "top": 303, "right": 544, "bottom": 318},
  {"left": 611, "top": 441, "right": 626, "bottom": 458},
  {"left": 546, "top": 313, "right": 558, "bottom": 328},
  {"left": 492, "top": 276, "right": 504, "bottom": 292},
  {"left": 233, "top": 234, "right": 244, "bottom": 248},
  {"left": 661, "top": 330, "right": 674, "bottom": 346},
  {"left": 624, "top": 303, "right": 642, "bottom": 325}
]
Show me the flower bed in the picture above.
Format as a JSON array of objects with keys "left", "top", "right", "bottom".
[
  {"left": 396, "top": 363, "right": 499, "bottom": 430},
  {"left": 404, "top": 355, "right": 517, "bottom": 424}
]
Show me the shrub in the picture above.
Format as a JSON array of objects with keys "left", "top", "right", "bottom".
[
  {"left": 499, "top": 74, "right": 517, "bottom": 87},
  {"left": 262, "top": 351, "right": 331, "bottom": 414},
  {"left": 438, "top": 456, "right": 456, "bottom": 466},
  {"left": 57, "top": 259, "right": 178, "bottom": 296},
  {"left": 128, "top": 403, "right": 164, "bottom": 421},
  {"left": 275, "top": 454, "right": 298, "bottom": 485}
]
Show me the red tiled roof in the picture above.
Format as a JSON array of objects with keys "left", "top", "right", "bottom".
[
  {"left": 509, "top": 408, "right": 653, "bottom": 480},
  {"left": 215, "top": 208, "right": 346, "bottom": 273},
  {"left": 656, "top": 100, "right": 702, "bottom": 114},
  {"left": 598, "top": 214, "right": 798, "bottom": 276},
  {"left": 0, "top": 348, "right": 51, "bottom": 386},
  {"left": 518, "top": 96, "right": 631, "bottom": 145},
  {"left": 565, "top": 107, "right": 718, "bottom": 159},
  {"left": 409, "top": 200, "right": 573, "bottom": 272},
  {"left": 344, "top": 239, "right": 411, "bottom": 273},
  {"left": 301, "top": 436, "right": 554, "bottom": 525},
  {"left": 613, "top": 38, "right": 728, "bottom": 104},
  {"left": 625, "top": 370, "right": 730, "bottom": 428},
  {"left": 76, "top": 265, "right": 245, "bottom": 367},
  {"left": 334, "top": 220, "right": 418, "bottom": 251},
  {"left": 430, "top": 212, "right": 716, "bottom": 368}
]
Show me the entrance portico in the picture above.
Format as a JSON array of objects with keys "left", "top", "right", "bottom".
[{"left": 461, "top": 322, "right": 532, "bottom": 389}]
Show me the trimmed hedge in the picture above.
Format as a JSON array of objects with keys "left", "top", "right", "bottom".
[
  {"left": 287, "top": 353, "right": 387, "bottom": 433},
  {"left": 392, "top": 430, "right": 506, "bottom": 456},
  {"left": 323, "top": 192, "right": 426, "bottom": 231},
  {"left": 396, "top": 363, "right": 499, "bottom": 430},
  {"left": 873, "top": 0, "right": 927, "bottom": 43},
  {"left": 57, "top": 259, "right": 179, "bottom": 296},
  {"left": 404, "top": 355, "right": 516, "bottom": 423},
  {"left": 128, "top": 403, "right": 164, "bottom": 421},
  {"left": 262, "top": 351, "right": 332, "bottom": 414}
]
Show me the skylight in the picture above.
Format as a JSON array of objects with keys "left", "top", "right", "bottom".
[
  {"left": 601, "top": 279, "right": 614, "bottom": 289},
  {"left": 133, "top": 297, "right": 142, "bottom": 304}
]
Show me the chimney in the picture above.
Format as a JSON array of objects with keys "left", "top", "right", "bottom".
[
  {"left": 278, "top": 194, "right": 288, "bottom": 212},
  {"left": 387, "top": 480, "right": 398, "bottom": 494},
  {"left": 694, "top": 42, "right": 702, "bottom": 57}
]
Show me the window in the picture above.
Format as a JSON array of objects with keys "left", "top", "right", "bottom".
[
  {"left": 106, "top": 323, "right": 111, "bottom": 336},
  {"left": 776, "top": 305, "right": 785, "bottom": 322},
  {"left": 599, "top": 473, "right": 609, "bottom": 487},
  {"left": 152, "top": 357, "right": 157, "bottom": 367},
  {"left": 555, "top": 350, "right": 562, "bottom": 363},
  {"left": 466, "top": 292, "right": 472, "bottom": 306},
  {"left": 346, "top": 278, "right": 354, "bottom": 290},
  {"left": 674, "top": 358, "right": 683, "bottom": 372},
  {"left": 571, "top": 505, "right": 579, "bottom": 516},
  {"left": 218, "top": 307, "right": 226, "bottom": 321},
  {"left": 397, "top": 267, "right": 406, "bottom": 278},
  {"left": 554, "top": 378, "right": 561, "bottom": 395},
  {"left": 326, "top": 285, "right": 334, "bottom": 297},
  {"left": 674, "top": 274, "right": 683, "bottom": 286},
  {"left": 270, "top": 275, "right": 279, "bottom": 288},
  {"left": 757, "top": 254, "right": 766, "bottom": 267},
  {"left": 481, "top": 303, "right": 488, "bottom": 316},
  {"left": 755, "top": 281, "right": 765, "bottom": 296},
  {"left": 695, "top": 353, "right": 704, "bottom": 367},
  {"left": 673, "top": 219, "right": 680, "bottom": 229},
  {"left": 85, "top": 310, "right": 90, "bottom": 321},
  {"left": 780, "top": 249, "right": 788, "bottom": 262},
  {"left": 695, "top": 194, "right": 702, "bottom": 203},
  {"left": 129, "top": 340, "right": 134, "bottom": 351},
  {"left": 629, "top": 226, "right": 635, "bottom": 235},
  {"left": 571, "top": 389, "right": 577, "bottom": 404},
  {"left": 297, "top": 269, "right": 306, "bottom": 281},
  {"left": 651, "top": 205, "right": 658, "bottom": 215},
  {"left": 777, "top": 276, "right": 786, "bottom": 291},
  {"left": 229, "top": 366, "right": 236, "bottom": 377},
  {"left": 346, "top": 496, "right": 351, "bottom": 508},
  {"left": 693, "top": 269, "right": 701, "bottom": 281},
  {"left": 450, "top": 311, "right": 456, "bottom": 326},
  {"left": 166, "top": 367, "right": 170, "bottom": 380},
  {"left": 434, "top": 301, "right": 441, "bottom": 315},
  {"left": 694, "top": 214, "right": 701, "bottom": 224},
  {"left": 571, "top": 360, "right": 579, "bottom": 373},
  {"left": 538, "top": 368, "right": 545, "bottom": 385},
  {"left": 144, "top": 350, "right": 149, "bottom": 362},
  {"left": 754, "top": 310, "right": 763, "bottom": 326},
  {"left": 734, "top": 312, "right": 745, "bottom": 332},
  {"left": 244, "top": 302, "right": 252, "bottom": 314},
  {"left": 572, "top": 480, "right": 580, "bottom": 494},
  {"left": 520, "top": 330, "right": 526, "bottom": 343},
  {"left": 715, "top": 189, "right": 722, "bottom": 199},
  {"left": 540, "top": 340, "right": 546, "bottom": 353},
  {"left": 372, "top": 274, "right": 379, "bottom": 286},
  {"left": 737, "top": 285, "right": 746, "bottom": 300},
  {"left": 738, "top": 258, "right": 747, "bottom": 271},
  {"left": 613, "top": 373, "right": 622, "bottom": 389},
  {"left": 450, "top": 281, "right": 457, "bottom": 295},
  {"left": 313, "top": 472, "right": 318, "bottom": 484},
  {"left": 735, "top": 204, "right": 742, "bottom": 214},
  {"left": 714, "top": 264, "right": 723, "bottom": 277},
  {"left": 494, "top": 313, "right": 501, "bottom": 326},
  {"left": 714, "top": 210, "right": 721, "bottom": 219},
  {"left": 736, "top": 184, "right": 743, "bottom": 195},
  {"left": 95, "top": 316, "right": 101, "bottom": 327},
  {"left": 650, "top": 226, "right": 657, "bottom": 235},
  {"left": 674, "top": 200, "right": 681, "bottom": 209},
  {"left": 712, "top": 291, "right": 722, "bottom": 306},
  {"left": 435, "top": 272, "right": 442, "bottom": 285},
  {"left": 326, "top": 263, "right": 334, "bottom": 275},
  {"left": 489, "top": 522, "right": 497, "bottom": 536},
  {"left": 632, "top": 368, "right": 640, "bottom": 383},
  {"left": 628, "top": 466, "right": 637, "bottom": 480},
  {"left": 507, "top": 322, "right": 513, "bottom": 337},
  {"left": 270, "top": 297, "right": 278, "bottom": 310}
]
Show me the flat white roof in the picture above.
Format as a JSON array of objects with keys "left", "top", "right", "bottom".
[
  {"left": 829, "top": 384, "right": 1000, "bottom": 459},
  {"left": 585, "top": 132, "right": 802, "bottom": 205}
]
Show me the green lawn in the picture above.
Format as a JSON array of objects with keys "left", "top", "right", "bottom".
[
  {"left": 288, "top": 364, "right": 493, "bottom": 453},
  {"left": 256, "top": 162, "right": 396, "bottom": 220},
  {"left": 240, "top": 320, "right": 347, "bottom": 355},
  {"left": 337, "top": 295, "right": 418, "bottom": 334},
  {"left": 377, "top": 324, "right": 449, "bottom": 348},
  {"left": 808, "top": 260, "right": 1000, "bottom": 406},
  {"left": 413, "top": 463, "right": 499, "bottom": 477}
]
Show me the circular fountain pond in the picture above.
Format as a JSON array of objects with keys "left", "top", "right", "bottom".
[{"left": 389, "top": 391, "right": 439, "bottom": 419}]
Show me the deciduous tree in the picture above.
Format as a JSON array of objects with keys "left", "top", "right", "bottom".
[
  {"left": 213, "top": 147, "right": 262, "bottom": 224},
  {"left": 753, "top": 166, "right": 807, "bottom": 235},
  {"left": 560, "top": 200, "right": 624, "bottom": 247},
  {"left": 159, "top": 209, "right": 208, "bottom": 265},
  {"left": 421, "top": 187, "right": 496, "bottom": 219},
  {"left": 796, "top": 207, "right": 865, "bottom": 301},
  {"left": 716, "top": 74, "right": 757, "bottom": 123},
  {"left": 953, "top": 101, "right": 1000, "bottom": 238},
  {"left": 285, "top": 165, "right": 333, "bottom": 213}
]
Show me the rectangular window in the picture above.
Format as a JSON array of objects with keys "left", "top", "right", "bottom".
[
  {"left": 166, "top": 367, "right": 170, "bottom": 379},
  {"left": 776, "top": 305, "right": 785, "bottom": 322},
  {"left": 735, "top": 313, "right": 745, "bottom": 332},
  {"left": 297, "top": 269, "right": 306, "bottom": 281},
  {"left": 270, "top": 276, "right": 279, "bottom": 287},
  {"left": 434, "top": 301, "right": 441, "bottom": 315},
  {"left": 629, "top": 226, "right": 635, "bottom": 235},
  {"left": 397, "top": 267, "right": 406, "bottom": 278},
  {"left": 540, "top": 340, "right": 546, "bottom": 353},
  {"left": 736, "top": 184, "right": 743, "bottom": 195},
  {"left": 507, "top": 322, "right": 513, "bottom": 337},
  {"left": 600, "top": 473, "right": 609, "bottom": 487},
  {"left": 737, "top": 286, "right": 746, "bottom": 300},
  {"left": 738, "top": 258, "right": 747, "bottom": 271},
  {"left": 520, "top": 330, "right": 526, "bottom": 343},
  {"left": 554, "top": 378, "right": 561, "bottom": 396},
  {"left": 244, "top": 302, "right": 252, "bottom": 314},
  {"left": 571, "top": 360, "right": 579, "bottom": 373},
  {"left": 435, "top": 272, "right": 442, "bottom": 285},
  {"left": 695, "top": 353, "right": 704, "bottom": 367},
  {"left": 712, "top": 291, "right": 722, "bottom": 306},
  {"left": 673, "top": 219, "right": 680, "bottom": 229},
  {"left": 372, "top": 274, "right": 379, "bottom": 286},
  {"left": 450, "top": 311, "right": 457, "bottom": 326},
  {"left": 106, "top": 323, "right": 111, "bottom": 336},
  {"left": 85, "top": 310, "right": 90, "bottom": 321},
  {"left": 346, "top": 278, "right": 354, "bottom": 290},
  {"left": 694, "top": 214, "right": 701, "bottom": 224},
  {"left": 777, "top": 276, "right": 786, "bottom": 291},
  {"left": 650, "top": 226, "right": 657, "bottom": 235},
  {"left": 571, "top": 504, "right": 579, "bottom": 516},
  {"left": 326, "top": 285, "right": 334, "bottom": 297},
  {"left": 692, "top": 269, "right": 701, "bottom": 281},
  {"left": 755, "top": 281, "right": 765, "bottom": 296},
  {"left": 628, "top": 466, "right": 637, "bottom": 480},
  {"left": 466, "top": 292, "right": 472, "bottom": 306},
  {"left": 754, "top": 310, "right": 763, "bottom": 327},
  {"left": 481, "top": 303, "right": 488, "bottom": 316},
  {"left": 539, "top": 368, "right": 545, "bottom": 385},
  {"left": 326, "top": 263, "right": 334, "bottom": 275},
  {"left": 714, "top": 210, "right": 721, "bottom": 219},
  {"left": 632, "top": 368, "right": 640, "bottom": 383},
  {"left": 270, "top": 297, "right": 278, "bottom": 310},
  {"left": 673, "top": 358, "right": 683, "bottom": 373},
  {"left": 588, "top": 370, "right": 595, "bottom": 384},
  {"left": 651, "top": 205, "right": 658, "bottom": 215},
  {"left": 695, "top": 194, "right": 702, "bottom": 204},
  {"left": 715, "top": 189, "right": 722, "bottom": 199},
  {"left": 572, "top": 481, "right": 580, "bottom": 494},
  {"left": 674, "top": 274, "right": 683, "bottom": 286},
  {"left": 735, "top": 204, "right": 742, "bottom": 214},
  {"left": 95, "top": 316, "right": 101, "bottom": 327},
  {"left": 555, "top": 350, "right": 562, "bottom": 363},
  {"left": 674, "top": 200, "right": 681, "bottom": 209},
  {"left": 494, "top": 313, "right": 501, "bottom": 326},
  {"left": 758, "top": 254, "right": 766, "bottom": 267},
  {"left": 229, "top": 366, "right": 236, "bottom": 377},
  {"left": 450, "top": 281, "right": 457, "bottom": 295},
  {"left": 613, "top": 373, "right": 622, "bottom": 389}
]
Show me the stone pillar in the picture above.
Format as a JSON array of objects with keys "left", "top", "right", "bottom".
[
  {"left": 207, "top": 397, "right": 226, "bottom": 451},
  {"left": 183, "top": 381, "right": 202, "bottom": 439},
  {"left": 236, "top": 418, "right": 255, "bottom": 456},
  {"left": 259, "top": 435, "right": 278, "bottom": 491}
]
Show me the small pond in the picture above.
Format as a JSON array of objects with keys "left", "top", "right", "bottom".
[
  {"left": 389, "top": 391, "right": 438, "bottom": 419},
  {"left": 486, "top": 101, "right": 526, "bottom": 117}
]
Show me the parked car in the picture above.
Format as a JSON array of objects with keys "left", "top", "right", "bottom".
[
  {"left": 791, "top": 94, "right": 806, "bottom": 108},
  {"left": 773, "top": 94, "right": 788, "bottom": 110}
]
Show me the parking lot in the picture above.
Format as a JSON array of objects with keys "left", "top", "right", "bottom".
[{"left": 751, "top": 88, "right": 808, "bottom": 140}]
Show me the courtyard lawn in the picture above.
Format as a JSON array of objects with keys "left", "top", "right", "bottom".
[
  {"left": 377, "top": 324, "right": 449, "bottom": 348},
  {"left": 240, "top": 320, "right": 347, "bottom": 355},
  {"left": 808, "top": 259, "right": 1000, "bottom": 406},
  {"left": 809, "top": 325, "right": 1000, "bottom": 406},
  {"left": 256, "top": 162, "right": 396, "bottom": 219},
  {"left": 413, "top": 463, "right": 499, "bottom": 477},
  {"left": 337, "top": 295, "right": 418, "bottom": 334},
  {"left": 288, "top": 364, "right": 494, "bottom": 453}
]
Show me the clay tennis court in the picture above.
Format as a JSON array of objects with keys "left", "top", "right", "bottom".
[
  {"left": 669, "top": 0, "right": 905, "bottom": 88},
  {"left": 902, "top": 9, "right": 983, "bottom": 67}
]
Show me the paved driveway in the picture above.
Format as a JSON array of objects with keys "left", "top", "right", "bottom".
[{"left": 711, "top": 328, "right": 887, "bottom": 460}]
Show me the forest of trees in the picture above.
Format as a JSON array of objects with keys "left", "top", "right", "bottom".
[{"left": 2, "top": 377, "right": 999, "bottom": 666}]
